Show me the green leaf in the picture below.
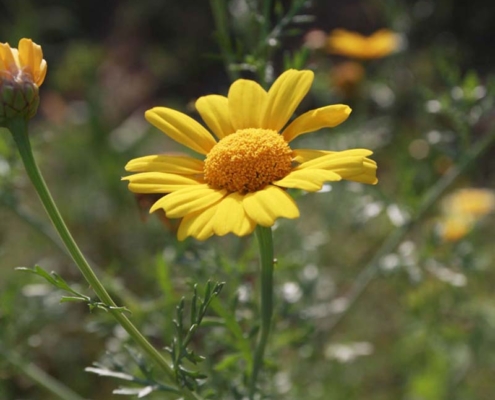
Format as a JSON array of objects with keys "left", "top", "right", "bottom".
[
  {"left": 214, "top": 353, "right": 242, "bottom": 372},
  {"left": 60, "top": 296, "right": 89, "bottom": 303},
  {"left": 16, "top": 265, "right": 58, "bottom": 287}
]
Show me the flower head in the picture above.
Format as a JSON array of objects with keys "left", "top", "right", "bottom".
[
  {"left": 124, "top": 69, "right": 377, "bottom": 241},
  {"left": 0, "top": 38, "right": 47, "bottom": 124},
  {"left": 327, "top": 29, "right": 400, "bottom": 59},
  {"left": 438, "top": 188, "right": 495, "bottom": 242}
]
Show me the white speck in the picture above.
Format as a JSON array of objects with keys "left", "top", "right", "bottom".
[
  {"left": 451, "top": 86, "right": 464, "bottom": 100},
  {"left": 281, "top": 282, "right": 302, "bottom": 303},
  {"left": 328, "top": 297, "right": 349, "bottom": 314},
  {"left": 387, "top": 204, "right": 409, "bottom": 227},
  {"left": 371, "top": 84, "right": 395, "bottom": 108},
  {"left": 22, "top": 284, "right": 52, "bottom": 297},
  {"left": 274, "top": 371, "right": 292, "bottom": 394},
  {"left": 0, "top": 158, "right": 10, "bottom": 176},
  {"left": 398, "top": 241, "right": 416, "bottom": 257},
  {"left": 267, "top": 38, "right": 278, "bottom": 47},
  {"left": 362, "top": 202, "right": 383, "bottom": 218},
  {"left": 426, "top": 260, "right": 467, "bottom": 287},
  {"left": 237, "top": 284, "right": 251, "bottom": 303},
  {"left": 380, "top": 253, "right": 400, "bottom": 271},
  {"left": 426, "top": 100, "right": 441, "bottom": 113},
  {"left": 301, "top": 264, "right": 319, "bottom": 281},
  {"left": 325, "top": 342, "right": 374, "bottom": 363},
  {"left": 426, "top": 130, "right": 442, "bottom": 144},
  {"left": 318, "top": 183, "right": 332, "bottom": 193},
  {"left": 472, "top": 85, "right": 486, "bottom": 99}
]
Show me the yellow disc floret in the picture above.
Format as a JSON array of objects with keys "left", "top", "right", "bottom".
[{"left": 204, "top": 128, "right": 293, "bottom": 193}]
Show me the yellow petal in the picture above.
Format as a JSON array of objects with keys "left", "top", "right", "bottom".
[
  {"left": 262, "top": 69, "right": 314, "bottom": 131},
  {"left": 295, "top": 150, "right": 373, "bottom": 170},
  {"left": 282, "top": 105, "right": 351, "bottom": 142},
  {"left": 213, "top": 193, "right": 256, "bottom": 236},
  {"left": 0, "top": 43, "right": 16, "bottom": 72},
  {"left": 243, "top": 185, "right": 299, "bottom": 226},
  {"left": 150, "top": 184, "right": 227, "bottom": 217},
  {"left": 125, "top": 154, "right": 204, "bottom": 174},
  {"left": 296, "top": 151, "right": 378, "bottom": 185},
  {"left": 228, "top": 79, "right": 267, "bottom": 130},
  {"left": 123, "top": 172, "right": 202, "bottom": 193},
  {"left": 274, "top": 169, "right": 341, "bottom": 192},
  {"left": 195, "top": 95, "right": 234, "bottom": 139},
  {"left": 145, "top": 107, "right": 217, "bottom": 155},
  {"left": 294, "top": 148, "right": 372, "bottom": 163},
  {"left": 37, "top": 59, "right": 47, "bottom": 86},
  {"left": 336, "top": 158, "right": 378, "bottom": 184},
  {"left": 18, "top": 38, "right": 45, "bottom": 85},
  {"left": 292, "top": 149, "right": 335, "bottom": 163},
  {"left": 177, "top": 205, "right": 219, "bottom": 241}
]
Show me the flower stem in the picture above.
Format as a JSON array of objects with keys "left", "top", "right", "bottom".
[
  {"left": 249, "top": 225, "right": 275, "bottom": 399},
  {"left": 7, "top": 118, "right": 200, "bottom": 400},
  {"left": 1, "top": 347, "right": 86, "bottom": 400}
]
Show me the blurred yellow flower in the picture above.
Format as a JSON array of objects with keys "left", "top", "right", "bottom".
[
  {"left": 330, "top": 61, "right": 365, "bottom": 96},
  {"left": 124, "top": 69, "right": 378, "bottom": 241},
  {"left": 438, "top": 188, "right": 495, "bottom": 242},
  {"left": 0, "top": 38, "right": 47, "bottom": 123},
  {"left": 327, "top": 29, "right": 400, "bottom": 59}
]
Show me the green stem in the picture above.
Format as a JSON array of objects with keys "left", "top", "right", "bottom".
[
  {"left": 1, "top": 348, "right": 86, "bottom": 400},
  {"left": 325, "top": 127, "right": 495, "bottom": 335},
  {"left": 249, "top": 225, "right": 274, "bottom": 399},
  {"left": 7, "top": 118, "right": 199, "bottom": 400}
]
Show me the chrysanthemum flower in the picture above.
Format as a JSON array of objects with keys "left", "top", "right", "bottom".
[
  {"left": 0, "top": 38, "right": 47, "bottom": 124},
  {"left": 327, "top": 29, "right": 400, "bottom": 59},
  {"left": 124, "top": 69, "right": 377, "bottom": 240}
]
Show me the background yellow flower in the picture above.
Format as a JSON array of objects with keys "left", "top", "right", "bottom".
[
  {"left": 327, "top": 29, "right": 401, "bottom": 59},
  {"left": 438, "top": 188, "right": 495, "bottom": 241}
]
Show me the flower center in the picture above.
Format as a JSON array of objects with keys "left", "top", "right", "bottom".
[{"left": 204, "top": 128, "right": 293, "bottom": 193}]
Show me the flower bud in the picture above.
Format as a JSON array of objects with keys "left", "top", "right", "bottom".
[{"left": 0, "top": 38, "right": 47, "bottom": 126}]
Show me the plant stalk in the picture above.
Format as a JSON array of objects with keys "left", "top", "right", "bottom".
[
  {"left": 7, "top": 118, "right": 200, "bottom": 400},
  {"left": 249, "top": 225, "right": 275, "bottom": 399}
]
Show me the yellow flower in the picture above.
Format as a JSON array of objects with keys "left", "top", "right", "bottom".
[
  {"left": 330, "top": 61, "right": 365, "bottom": 96},
  {"left": 438, "top": 188, "right": 495, "bottom": 242},
  {"left": 124, "top": 69, "right": 377, "bottom": 241},
  {"left": 327, "top": 29, "right": 400, "bottom": 59},
  {"left": 443, "top": 188, "right": 495, "bottom": 217},
  {"left": 0, "top": 38, "right": 47, "bottom": 123}
]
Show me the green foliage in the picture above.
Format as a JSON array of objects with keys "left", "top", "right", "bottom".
[{"left": 16, "top": 265, "right": 130, "bottom": 314}]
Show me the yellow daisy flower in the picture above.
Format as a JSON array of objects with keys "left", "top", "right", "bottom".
[
  {"left": 0, "top": 38, "right": 47, "bottom": 122},
  {"left": 124, "top": 69, "right": 378, "bottom": 241},
  {"left": 327, "top": 29, "right": 400, "bottom": 60}
]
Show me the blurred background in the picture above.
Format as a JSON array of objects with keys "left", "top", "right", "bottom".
[{"left": 1, "top": 0, "right": 495, "bottom": 399}]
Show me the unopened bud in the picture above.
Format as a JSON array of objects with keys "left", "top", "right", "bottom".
[{"left": 0, "top": 38, "right": 47, "bottom": 126}]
